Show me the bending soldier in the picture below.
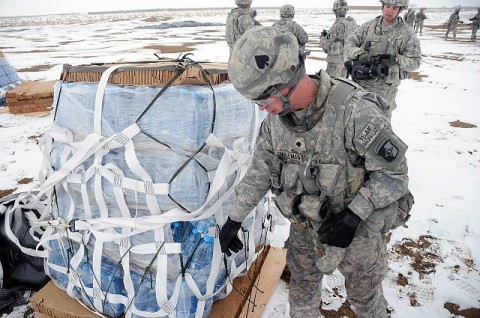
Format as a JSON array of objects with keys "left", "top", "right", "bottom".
[{"left": 221, "top": 25, "right": 412, "bottom": 318}]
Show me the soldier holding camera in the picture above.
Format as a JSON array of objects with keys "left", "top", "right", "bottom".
[{"left": 344, "top": 0, "right": 421, "bottom": 119}]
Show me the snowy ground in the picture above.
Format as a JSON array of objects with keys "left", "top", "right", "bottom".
[{"left": 1, "top": 6, "right": 480, "bottom": 318}]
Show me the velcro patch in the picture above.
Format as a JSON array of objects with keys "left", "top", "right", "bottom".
[
  {"left": 365, "top": 127, "right": 407, "bottom": 170},
  {"left": 357, "top": 123, "right": 380, "bottom": 148},
  {"left": 373, "top": 137, "right": 399, "bottom": 162}
]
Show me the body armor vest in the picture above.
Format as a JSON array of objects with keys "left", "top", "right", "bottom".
[{"left": 270, "top": 77, "right": 366, "bottom": 229}]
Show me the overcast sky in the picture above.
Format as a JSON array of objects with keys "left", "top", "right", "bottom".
[{"left": 0, "top": 0, "right": 478, "bottom": 17}]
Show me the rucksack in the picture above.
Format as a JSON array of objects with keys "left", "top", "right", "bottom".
[{"left": 226, "top": 9, "right": 249, "bottom": 47}]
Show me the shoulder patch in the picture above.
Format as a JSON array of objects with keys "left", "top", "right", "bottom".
[
  {"left": 357, "top": 122, "right": 380, "bottom": 148},
  {"left": 366, "top": 127, "right": 407, "bottom": 170}
]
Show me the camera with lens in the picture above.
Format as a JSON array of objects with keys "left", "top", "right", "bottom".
[{"left": 344, "top": 55, "right": 389, "bottom": 80}]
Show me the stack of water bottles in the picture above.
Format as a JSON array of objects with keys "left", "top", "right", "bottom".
[{"left": 41, "top": 62, "right": 270, "bottom": 318}]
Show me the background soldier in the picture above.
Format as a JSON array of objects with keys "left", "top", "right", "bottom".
[
  {"left": 319, "top": 0, "right": 357, "bottom": 77},
  {"left": 225, "top": 0, "right": 259, "bottom": 53},
  {"left": 272, "top": 4, "right": 309, "bottom": 52},
  {"left": 414, "top": 8, "right": 427, "bottom": 35},
  {"left": 222, "top": 25, "right": 410, "bottom": 318},
  {"left": 445, "top": 7, "right": 463, "bottom": 40},
  {"left": 403, "top": 7, "right": 415, "bottom": 27},
  {"left": 344, "top": 0, "right": 421, "bottom": 119},
  {"left": 469, "top": 8, "right": 480, "bottom": 40}
]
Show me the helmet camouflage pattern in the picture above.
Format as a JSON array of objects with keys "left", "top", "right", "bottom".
[
  {"left": 379, "top": 0, "right": 409, "bottom": 8},
  {"left": 333, "top": 0, "right": 348, "bottom": 11},
  {"left": 280, "top": 4, "right": 295, "bottom": 16},
  {"left": 235, "top": 0, "right": 252, "bottom": 5},
  {"left": 228, "top": 26, "right": 302, "bottom": 100}
]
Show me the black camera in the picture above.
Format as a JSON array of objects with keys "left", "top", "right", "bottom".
[{"left": 344, "top": 57, "right": 389, "bottom": 80}]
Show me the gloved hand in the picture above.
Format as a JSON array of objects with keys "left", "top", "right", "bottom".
[
  {"left": 321, "top": 30, "right": 328, "bottom": 37},
  {"left": 459, "top": 20, "right": 464, "bottom": 24},
  {"left": 219, "top": 217, "right": 243, "bottom": 256},
  {"left": 378, "top": 53, "right": 398, "bottom": 67},
  {"left": 358, "top": 53, "right": 371, "bottom": 65},
  {"left": 317, "top": 208, "right": 362, "bottom": 248}
]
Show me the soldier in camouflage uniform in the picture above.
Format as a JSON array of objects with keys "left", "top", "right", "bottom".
[
  {"left": 225, "top": 0, "right": 259, "bottom": 53},
  {"left": 403, "top": 7, "right": 415, "bottom": 27},
  {"left": 220, "top": 26, "right": 410, "bottom": 318},
  {"left": 468, "top": 8, "right": 480, "bottom": 41},
  {"left": 445, "top": 7, "right": 463, "bottom": 40},
  {"left": 414, "top": 8, "right": 427, "bottom": 36},
  {"left": 319, "top": 0, "right": 357, "bottom": 77},
  {"left": 343, "top": 0, "right": 421, "bottom": 118},
  {"left": 272, "top": 4, "right": 309, "bottom": 52}
]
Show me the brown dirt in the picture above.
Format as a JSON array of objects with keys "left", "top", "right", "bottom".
[
  {"left": 408, "top": 71, "right": 428, "bottom": 81},
  {"left": 17, "top": 64, "right": 53, "bottom": 72},
  {"left": 393, "top": 235, "right": 440, "bottom": 277},
  {"left": 320, "top": 300, "right": 356, "bottom": 318},
  {"left": 18, "top": 177, "right": 33, "bottom": 184},
  {"left": 396, "top": 273, "right": 409, "bottom": 286},
  {"left": 144, "top": 42, "right": 205, "bottom": 54},
  {"left": 143, "top": 16, "right": 172, "bottom": 23},
  {"left": 0, "top": 189, "right": 16, "bottom": 198},
  {"left": 450, "top": 120, "right": 477, "bottom": 128},
  {"left": 444, "top": 302, "right": 480, "bottom": 318}
]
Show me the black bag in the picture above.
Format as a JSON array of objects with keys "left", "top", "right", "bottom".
[{"left": 0, "top": 193, "right": 49, "bottom": 310}]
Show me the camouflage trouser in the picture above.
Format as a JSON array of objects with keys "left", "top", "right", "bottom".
[
  {"left": 359, "top": 81, "right": 398, "bottom": 119},
  {"left": 286, "top": 222, "right": 389, "bottom": 318},
  {"left": 415, "top": 21, "right": 424, "bottom": 35},
  {"left": 445, "top": 24, "right": 458, "bottom": 39},
  {"left": 326, "top": 62, "right": 348, "bottom": 78},
  {"left": 472, "top": 24, "right": 479, "bottom": 40}
]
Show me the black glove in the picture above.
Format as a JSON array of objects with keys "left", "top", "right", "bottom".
[
  {"left": 358, "top": 53, "right": 371, "bottom": 65},
  {"left": 318, "top": 208, "right": 361, "bottom": 248},
  {"left": 219, "top": 217, "right": 243, "bottom": 256},
  {"left": 321, "top": 30, "right": 327, "bottom": 37},
  {"left": 459, "top": 20, "right": 464, "bottom": 24},
  {"left": 378, "top": 53, "right": 398, "bottom": 67}
]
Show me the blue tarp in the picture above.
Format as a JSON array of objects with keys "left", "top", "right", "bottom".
[{"left": 0, "top": 55, "right": 21, "bottom": 106}]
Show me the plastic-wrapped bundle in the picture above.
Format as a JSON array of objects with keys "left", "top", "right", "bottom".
[
  {"left": 0, "top": 55, "right": 22, "bottom": 106},
  {"left": 42, "top": 63, "right": 270, "bottom": 318}
]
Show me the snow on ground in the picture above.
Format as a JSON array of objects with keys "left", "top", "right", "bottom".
[{"left": 1, "top": 6, "right": 479, "bottom": 318}]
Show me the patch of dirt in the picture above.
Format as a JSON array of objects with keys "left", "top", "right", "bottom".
[
  {"left": 450, "top": 120, "right": 477, "bottom": 128},
  {"left": 307, "top": 56, "right": 327, "bottom": 61},
  {"left": 444, "top": 302, "right": 480, "bottom": 318},
  {"left": 396, "top": 273, "right": 409, "bottom": 286},
  {"left": 320, "top": 300, "right": 356, "bottom": 318},
  {"left": 393, "top": 235, "right": 440, "bottom": 277},
  {"left": 144, "top": 42, "right": 205, "bottom": 54},
  {"left": 0, "top": 189, "right": 16, "bottom": 198},
  {"left": 28, "top": 133, "right": 44, "bottom": 142},
  {"left": 17, "top": 64, "right": 53, "bottom": 72},
  {"left": 18, "top": 178, "right": 33, "bottom": 185},
  {"left": 408, "top": 71, "right": 428, "bottom": 81},
  {"left": 143, "top": 16, "right": 172, "bottom": 23},
  {"left": 431, "top": 53, "right": 465, "bottom": 61}
]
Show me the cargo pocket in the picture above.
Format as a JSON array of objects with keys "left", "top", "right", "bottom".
[
  {"left": 281, "top": 164, "right": 303, "bottom": 193},
  {"left": 316, "top": 164, "right": 346, "bottom": 196}
]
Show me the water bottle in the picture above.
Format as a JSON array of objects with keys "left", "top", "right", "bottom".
[
  {"left": 189, "top": 235, "right": 215, "bottom": 317},
  {"left": 176, "top": 279, "right": 192, "bottom": 318},
  {"left": 182, "top": 227, "right": 201, "bottom": 267},
  {"left": 80, "top": 261, "right": 94, "bottom": 307},
  {"left": 194, "top": 216, "right": 214, "bottom": 236},
  {"left": 46, "top": 240, "right": 70, "bottom": 290},
  {"left": 101, "top": 257, "right": 126, "bottom": 317},
  {"left": 130, "top": 270, "right": 160, "bottom": 318},
  {"left": 172, "top": 221, "right": 187, "bottom": 243}
]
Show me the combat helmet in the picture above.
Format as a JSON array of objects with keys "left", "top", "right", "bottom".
[
  {"left": 280, "top": 4, "right": 295, "bottom": 17},
  {"left": 379, "top": 0, "right": 409, "bottom": 8},
  {"left": 228, "top": 26, "right": 305, "bottom": 114},
  {"left": 333, "top": 0, "right": 348, "bottom": 11},
  {"left": 235, "top": 0, "right": 252, "bottom": 5}
]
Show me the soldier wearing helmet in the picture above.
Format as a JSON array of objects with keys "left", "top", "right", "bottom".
[
  {"left": 221, "top": 26, "right": 411, "bottom": 318},
  {"left": 403, "top": 6, "right": 415, "bottom": 27},
  {"left": 414, "top": 8, "right": 427, "bottom": 36},
  {"left": 468, "top": 8, "right": 480, "bottom": 40},
  {"left": 225, "top": 0, "right": 259, "bottom": 53},
  {"left": 319, "top": 0, "right": 357, "bottom": 77},
  {"left": 272, "top": 4, "right": 308, "bottom": 52},
  {"left": 344, "top": 0, "right": 421, "bottom": 119},
  {"left": 445, "top": 6, "right": 463, "bottom": 40}
]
